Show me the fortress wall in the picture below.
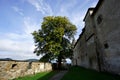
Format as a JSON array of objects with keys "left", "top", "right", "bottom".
[{"left": 0, "top": 61, "right": 52, "bottom": 80}]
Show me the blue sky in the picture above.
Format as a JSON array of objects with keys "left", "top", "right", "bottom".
[{"left": 0, "top": 0, "right": 98, "bottom": 60}]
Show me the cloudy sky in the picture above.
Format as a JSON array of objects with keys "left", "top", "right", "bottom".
[{"left": 0, "top": 0, "right": 98, "bottom": 60}]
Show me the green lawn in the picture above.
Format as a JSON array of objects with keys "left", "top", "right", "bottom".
[
  {"left": 14, "top": 71, "right": 58, "bottom": 80},
  {"left": 61, "top": 66, "right": 120, "bottom": 80}
]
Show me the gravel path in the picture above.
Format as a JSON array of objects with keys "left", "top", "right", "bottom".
[{"left": 49, "top": 70, "right": 68, "bottom": 80}]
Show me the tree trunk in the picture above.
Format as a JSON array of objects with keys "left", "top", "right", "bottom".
[{"left": 58, "top": 53, "right": 62, "bottom": 70}]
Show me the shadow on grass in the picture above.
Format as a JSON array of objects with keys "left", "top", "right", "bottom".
[
  {"left": 14, "top": 63, "right": 67, "bottom": 80},
  {"left": 37, "top": 70, "right": 59, "bottom": 80},
  {"left": 14, "top": 70, "right": 59, "bottom": 80},
  {"left": 61, "top": 66, "right": 120, "bottom": 80}
]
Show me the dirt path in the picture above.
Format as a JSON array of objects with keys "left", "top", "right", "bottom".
[{"left": 49, "top": 70, "right": 68, "bottom": 80}]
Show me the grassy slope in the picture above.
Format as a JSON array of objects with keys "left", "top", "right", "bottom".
[
  {"left": 61, "top": 66, "right": 120, "bottom": 80},
  {"left": 15, "top": 71, "right": 58, "bottom": 80}
]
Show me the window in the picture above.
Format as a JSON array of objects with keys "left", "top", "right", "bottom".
[
  {"left": 97, "top": 15, "right": 103, "bottom": 24},
  {"left": 104, "top": 43, "right": 109, "bottom": 49},
  {"left": 11, "top": 64, "right": 17, "bottom": 69}
]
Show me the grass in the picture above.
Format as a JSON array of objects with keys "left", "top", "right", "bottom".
[
  {"left": 61, "top": 66, "right": 120, "bottom": 80},
  {"left": 14, "top": 66, "right": 120, "bottom": 80},
  {"left": 14, "top": 71, "right": 58, "bottom": 80}
]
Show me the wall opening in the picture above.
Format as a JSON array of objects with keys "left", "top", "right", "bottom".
[
  {"left": 97, "top": 15, "right": 103, "bottom": 24},
  {"left": 11, "top": 64, "right": 17, "bottom": 69},
  {"left": 104, "top": 43, "right": 109, "bottom": 49},
  {"left": 28, "top": 62, "right": 32, "bottom": 69}
]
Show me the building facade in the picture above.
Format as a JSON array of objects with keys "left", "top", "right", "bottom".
[{"left": 73, "top": 0, "right": 120, "bottom": 75}]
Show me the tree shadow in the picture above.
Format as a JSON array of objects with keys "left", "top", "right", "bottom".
[{"left": 37, "top": 70, "right": 59, "bottom": 80}]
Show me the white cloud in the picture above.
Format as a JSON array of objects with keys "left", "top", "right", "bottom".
[
  {"left": 27, "top": 0, "right": 53, "bottom": 15},
  {"left": 71, "top": 14, "right": 84, "bottom": 27},
  {"left": 0, "top": 37, "right": 34, "bottom": 52},
  {"left": 69, "top": 13, "right": 85, "bottom": 39},
  {"left": 5, "top": 33, "right": 28, "bottom": 41},
  {"left": 0, "top": 17, "right": 41, "bottom": 60},
  {"left": 12, "top": 6, "right": 24, "bottom": 16},
  {"left": 0, "top": 51, "right": 41, "bottom": 60},
  {"left": 0, "top": 37, "right": 40, "bottom": 60},
  {"left": 56, "top": 0, "right": 77, "bottom": 17},
  {"left": 23, "top": 17, "right": 40, "bottom": 35}
]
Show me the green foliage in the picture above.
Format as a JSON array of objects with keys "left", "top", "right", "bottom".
[
  {"left": 39, "top": 54, "right": 51, "bottom": 62},
  {"left": 32, "top": 16, "right": 77, "bottom": 61}
]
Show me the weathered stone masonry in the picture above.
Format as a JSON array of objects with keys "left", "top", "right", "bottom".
[
  {"left": 0, "top": 61, "right": 52, "bottom": 80},
  {"left": 72, "top": 0, "right": 120, "bottom": 75}
]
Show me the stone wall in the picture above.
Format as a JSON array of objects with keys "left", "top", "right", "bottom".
[
  {"left": 73, "top": 0, "right": 120, "bottom": 75},
  {"left": 93, "top": 0, "right": 120, "bottom": 74},
  {"left": 84, "top": 8, "right": 98, "bottom": 70},
  {"left": 0, "top": 61, "right": 52, "bottom": 80},
  {"left": 73, "top": 29, "right": 88, "bottom": 67}
]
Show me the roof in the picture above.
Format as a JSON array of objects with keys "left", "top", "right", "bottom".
[
  {"left": 83, "top": 8, "right": 94, "bottom": 21},
  {"left": 74, "top": 27, "right": 85, "bottom": 48},
  {"left": 91, "top": 0, "right": 104, "bottom": 16},
  {"left": 83, "top": 0, "right": 104, "bottom": 21}
]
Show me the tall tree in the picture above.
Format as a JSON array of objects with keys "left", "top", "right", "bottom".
[{"left": 32, "top": 16, "right": 77, "bottom": 69}]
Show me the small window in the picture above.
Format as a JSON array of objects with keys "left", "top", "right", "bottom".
[
  {"left": 104, "top": 43, "right": 109, "bottom": 49},
  {"left": 97, "top": 15, "right": 103, "bottom": 24},
  {"left": 11, "top": 64, "right": 17, "bottom": 69}
]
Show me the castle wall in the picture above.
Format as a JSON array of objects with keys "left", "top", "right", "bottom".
[
  {"left": 93, "top": 0, "right": 120, "bottom": 74},
  {"left": 73, "top": 0, "right": 120, "bottom": 75},
  {"left": 73, "top": 39, "right": 81, "bottom": 66},
  {"left": 73, "top": 31, "right": 89, "bottom": 68},
  {"left": 84, "top": 9, "right": 98, "bottom": 70},
  {"left": 0, "top": 61, "right": 52, "bottom": 80}
]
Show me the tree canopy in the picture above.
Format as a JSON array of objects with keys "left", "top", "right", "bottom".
[{"left": 32, "top": 16, "right": 77, "bottom": 62}]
